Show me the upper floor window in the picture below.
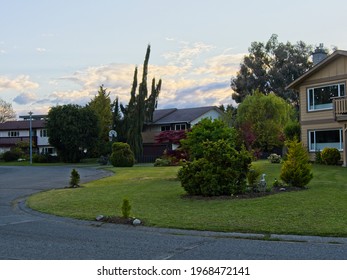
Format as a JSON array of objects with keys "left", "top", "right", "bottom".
[
  {"left": 40, "top": 129, "right": 48, "bottom": 137},
  {"left": 8, "top": 131, "right": 19, "bottom": 137},
  {"left": 307, "top": 83, "right": 345, "bottom": 111}
]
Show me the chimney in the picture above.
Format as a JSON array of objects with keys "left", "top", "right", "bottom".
[{"left": 312, "top": 43, "right": 328, "bottom": 65}]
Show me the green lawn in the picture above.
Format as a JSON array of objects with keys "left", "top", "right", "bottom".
[{"left": 27, "top": 161, "right": 347, "bottom": 237}]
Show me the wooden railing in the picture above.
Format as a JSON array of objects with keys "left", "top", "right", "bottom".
[{"left": 333, "top": 98, "right": 347, "bottom": 121}]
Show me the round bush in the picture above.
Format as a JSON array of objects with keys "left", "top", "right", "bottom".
[
  {"left": 2, "top": 150, "right": 21, "bottom": 162},
  {"left": 321, "top": 147, "right": 341, "bottom": 165},
  {"left": 110, "top": 142, "right": 135, "bottom": 167},
  {"left": 178, "top": 140, "right": 251, "bottom": 196}
]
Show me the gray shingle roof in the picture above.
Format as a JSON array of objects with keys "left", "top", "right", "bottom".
[{"left": 152, "top": 106, "right": 220, "bottom": 124}]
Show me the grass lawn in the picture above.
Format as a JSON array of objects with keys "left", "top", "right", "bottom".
[{"left": 27, "top": 161, "right": 347, "bottom": 237}]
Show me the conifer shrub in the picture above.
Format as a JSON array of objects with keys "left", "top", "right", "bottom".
[
  {"left": 178, "top": 140, "right": 252, "bottom": 196},
  {"left": 321, "top": 147, "right": 341, "bottom": 165},
  {"left": 280, "top": 139, "right": 313, "bottom": 188},
  {"left": 110, "top": 142, "right": 135, "bottom": 167},
  {"left": 121, "top": 198, "right": 131, "bottom": 218},
  {"left": 69, "top": 168, "right": 80, "bottom": 188}
]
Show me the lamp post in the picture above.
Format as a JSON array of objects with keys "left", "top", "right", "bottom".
[{"left": 28, "top": 111, "right": 33, "bottom": 164}]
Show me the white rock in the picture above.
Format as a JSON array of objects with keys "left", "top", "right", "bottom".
[
  {"left": 132, "top": 218, "right": 141, "bottom": 226},
  {"left": 95, "top": 215, "right": 104, "bottom": 221}
]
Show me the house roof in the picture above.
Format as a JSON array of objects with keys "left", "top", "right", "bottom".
[
  {"left": 0, "top": 120, "right": 46, "bottom": 131},
  {"left": 152, "top": 106, "right": 222, "bottom": 124},
  {"left": 287, "top": 50, "right": 347, "bottom": 90}
]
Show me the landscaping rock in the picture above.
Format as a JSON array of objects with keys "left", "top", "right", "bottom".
[
  {"left": 280, "top": 187, "right": 286, "bottom": 191},
  {"left": 132, "top": 218, "right": 141, "bottom": 226},
  {"left": 95, "top": 215, "right": 104, "bottom": 221}
]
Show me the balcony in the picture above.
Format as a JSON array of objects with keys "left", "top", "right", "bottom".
[{"left": 333, "top": 97, "right": 347, "bottom": 121}]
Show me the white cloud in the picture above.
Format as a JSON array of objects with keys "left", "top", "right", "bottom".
[
  {"left": 34, "top": 42, "right": 242, "bottom": 112},
  {"left": 0, "top": 75, "right": 39, "bottom": 91},
  {"left": 36, "top": 47, "right": 47, "bottom": 53},
  {"left": 13, "top": 92, "right": 38, "bottom": 105}
]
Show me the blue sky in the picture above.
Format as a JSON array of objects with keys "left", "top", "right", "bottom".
[{"left": 1, "top": 0, "right": 347, "bottom": 117}]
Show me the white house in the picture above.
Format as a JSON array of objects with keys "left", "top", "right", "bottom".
[{"left": 0, "top": 115, "right": 55, "bottom": 155}]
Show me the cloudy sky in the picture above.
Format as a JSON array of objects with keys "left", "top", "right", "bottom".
[{"left": 1, "top": 0, "right": 347, "bottom": 117}]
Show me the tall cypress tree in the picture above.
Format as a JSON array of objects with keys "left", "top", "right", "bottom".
[{"left": 115, "top": 45, "right": 162, "bottom": 159}]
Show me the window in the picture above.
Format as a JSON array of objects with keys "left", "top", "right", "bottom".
[
  {"left": 309, "top": 129, "right": 343, "bottom": 151},
  {"left": 161, "top": 125, "right": 171, "bottom": 131},
  {"left": 40, "top": 129, "right": 48, "bottom": 137},
  {"left": 8, "top": 131, "right": 19, "bottom": 137},
  {"left": 41, "top": 147, "right": 55, "bottom": 155},
  {"left": 175, "top": 124, "right": 186, "bottom": 130},
  {"left": 307, "top": 83, "right": 345, "bottom": 111}
]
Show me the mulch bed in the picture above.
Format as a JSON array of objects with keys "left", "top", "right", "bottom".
[
  {"left": 182, "top": 186, "right": 307, "bottom": 200},
  {"left": 97, "top": 216, "right": 135, "bottom": 225}
]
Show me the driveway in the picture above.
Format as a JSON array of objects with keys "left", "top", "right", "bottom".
[{"left": 0, "top": 166, "right": 346, "bottom": 260}]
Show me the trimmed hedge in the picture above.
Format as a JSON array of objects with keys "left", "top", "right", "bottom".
[{"left": 110, "top": 142, "right": 135, "bottom": 167}]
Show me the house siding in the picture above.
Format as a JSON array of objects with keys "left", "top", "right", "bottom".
[{"left": 298, "top": 55, "right": 347, "bottom": 162}]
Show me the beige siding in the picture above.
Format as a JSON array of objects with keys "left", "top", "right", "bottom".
[{"left": 299, "top": 56, "right": 347, "bottom": 124}]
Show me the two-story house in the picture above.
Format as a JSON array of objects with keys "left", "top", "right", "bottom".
[
  {"left": 0, "top": 115, "right": 55, "bottom": 155},
  {"left": 287, "top": 48, "right": 347, "bottom": 166},
  {"left": 141, "top": 106, "right": 224, "bottom": 160}
]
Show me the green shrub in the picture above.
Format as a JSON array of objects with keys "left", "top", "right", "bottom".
[
  {"left": 154, "top": 158, "right": 171, "bottom": 167},
  {"left": 178, "top": 140, "right": 251, "bottom": 196},
  {"left": 110, "top": 142, "right": 135, "bottom": 167},
  {"left": 267, "top": 153, "right": 281, "bottom": 163},
  {"left": 69, "top": 169, "right": 80, "bottom": 188},
  {"left": 321, "top": 147, "right": 341, "bottom": 165},
  {"left": 315, "top": 150, "right": 323, "bottom": 164},
  {"left": 2, "top": 150, "right": 21, "bottom": 162},
  {"left": 121, "top": 198, "right": 131, "bottom": 218},
  {"left": 284, "top": 121, "right": 301, "bottom": 141},
  {"left": 247, "top": 168, "right": 261, "bottom": 190},
  {"left": 280, "top": 139, "right": 313, "bottom": 188}
]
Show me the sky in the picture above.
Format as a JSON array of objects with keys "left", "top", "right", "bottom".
[{"left": 1, "top": 0, "right": 347, "bottom": 118}]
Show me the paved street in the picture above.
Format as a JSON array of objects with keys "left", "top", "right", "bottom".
[{"left": 0, "top": 166, "right": 346, "bottom": 260}]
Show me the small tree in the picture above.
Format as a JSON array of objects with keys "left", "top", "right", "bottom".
[
  {"left": 280, "top": 139, "right": 313, "bottom": 188},
  {"left": 110, "top": 142, "right": 135, "bottom": 167},
  {"left": 121, "top": 198, "right": 131, "bottom": 218},
  {"left": 69, "top": 169, "right": 80, "bottom": 188}
]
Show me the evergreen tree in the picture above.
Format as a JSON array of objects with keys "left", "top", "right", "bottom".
[
  {"left": 280, "top": 138, "right": 313, "bottom": 188},
  {"left": 87, "top": 85, "right": 113, "bottom": 156},
  {"left": 114, "top": 45, "right": 162, "bottom": 159}
]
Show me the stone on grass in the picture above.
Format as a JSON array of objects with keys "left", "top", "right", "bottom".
[
  {"left": 132, "top": 218, "right": 141, "bottom": 226},
  {"left": 96, "top": 215, "right": 104, "bottom": 221}
]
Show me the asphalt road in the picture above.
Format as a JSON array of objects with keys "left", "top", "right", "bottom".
[{"left": 0, "top": 166, "right": 346, "bottom": 260}]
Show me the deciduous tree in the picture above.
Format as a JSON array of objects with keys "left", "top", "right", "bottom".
[
  {"left": 236, "top": 90, "right": 295, "bottom": 153},
  {"left": 0, "top": 98, "right": 16, "bottom": 123},
  {"left": 47, "top": 104, "right": 99, "bottom": 163}
]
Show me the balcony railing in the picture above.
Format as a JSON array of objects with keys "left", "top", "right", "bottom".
[{"left": 333, "top": 98, "right": 347, "bottom": 121}]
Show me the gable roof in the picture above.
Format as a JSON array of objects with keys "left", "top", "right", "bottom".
[
  {"left": 151, "top": 106, "right": 222, "bottom": 124},
  {"left": 287, "top": 50, "right": 347, "bottom": 90},
  {"left": 0, "top": 120, "right": 46, "bottom": 131}
]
